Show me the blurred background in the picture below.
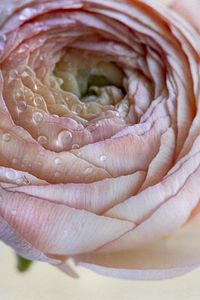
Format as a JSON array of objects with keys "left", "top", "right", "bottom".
[{"left": 1, "top": 242, "right": 200, "bottom": 300}]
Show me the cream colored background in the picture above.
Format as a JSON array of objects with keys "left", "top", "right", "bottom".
[
  {"left": 1, "top": 242, "right": 200, "bottom": 300},
  {"left": 2, "top": 0, "right": 199, "bottom": 300}
]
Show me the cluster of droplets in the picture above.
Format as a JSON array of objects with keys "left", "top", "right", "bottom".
[{"left": 1, "top": 24, "right": 135, "bottom": 162}]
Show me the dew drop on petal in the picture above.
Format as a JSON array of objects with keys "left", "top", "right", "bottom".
[
  {"left": 34, "top": 95, "right": 43, "bottom": 106},
  {"left": 2, "top": 133, "right": 11, "bottom": 142},
  {"left": 100, "top": 155, "right": 107, "bottom": 162},
  {"left": 33, "top": 111, "right": 44, "bottom": 123},
  {"left": 57, "top": 130, "right": 73, "bottom": 148},
  {"left": 72, "top": 143, "right": 80, "bottom": 149},
  {"left": 6, "top": 170, "right": 16, "bottom": 180},
  {"left": 54, "top": 157, "right": 62, "bottom": 165},
  {"left": 21, "top": 71, "right": 29, "bottom": 78},
  {"left": 16, "top": 178, "right": 23, "bottom": 185},
  {"left": 18, "top": 44, "right": 29, "bottom": 54},
  {"left": 19, "top": 8, "right": 36, "bottom": 21},
  {"left": 33, "top": 84, "right": 38, "bottom": 91},
  {"left": 17, "top": 101, "right": 27, "bottom": 112}
]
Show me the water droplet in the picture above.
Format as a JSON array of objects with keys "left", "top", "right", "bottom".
[
  {"left": 11, "top": 209, "right": 17, "bottom": 216},
  {"left": 2, "top": 133, "right": 11, "bottom": 142},
  {"left": 84, "top": 167, "right": 93, "bottom": 175},
  {"left": 18, "top": 44, "right": 29, "bottom": 53},
  {"left": 6, "top": 170, "right": 16, "bottom": 180},
  {"left": 16, "top": 177, "right": 23, "bottom": 184},
  {"left": 54, "top": 157, "right": 62, "bottom": 165},
  {"left": 33, "top": 111, "right": 43, "bottom": 123},
  {"left": 34, "top": 95, "right": 43, "bottom": 106},
  {"left": 57, "top": 130, "right": 73, "bottom": 148},
  {"left": 116, "top": 103, "right": 129, "bottom": 114},
  {"left": 100, "top": 155, "right": 107, "bottom": 162},
  {"left": 54, "top": 171, "right": 61, "bottom": 178},
  {"left": 37, "top": 135, "right": 48, "bottom": 145},
  {"left": 17, "top": 101, "right": 27, "bottom": 112},
  {"left": 52, "top": 114, "right": 59, "bottom": 118},
  {"left": 19, "top": 8, "right": 36, "bottom": 21},
  {"left": 33, "top": 84, "right": 38, "bottom": 91},
  {"left": 21, "top": 71, "right": 29, "bottom": 78},
  {"left": 72, "top": 144, "right": 80, "bottom": 149}
]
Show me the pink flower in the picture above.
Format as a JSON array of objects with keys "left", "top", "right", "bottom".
[{"left": 0, "top": 0, "right": 200, "bottom": 280}]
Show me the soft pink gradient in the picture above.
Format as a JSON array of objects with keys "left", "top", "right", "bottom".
[
  {"left": 0, "top": 0, "right": 200, "bottom": 280},
  {"left": 171, "top": 0, "right": 200, "bottom": 33}
]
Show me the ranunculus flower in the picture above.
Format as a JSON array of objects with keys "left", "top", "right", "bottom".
[{"left": 0, "top": 0, "right": 200, "bottom": 280}]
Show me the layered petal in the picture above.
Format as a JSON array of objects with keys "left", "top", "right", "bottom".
[
  {"left": 0, "top": 0, "right": 199, "bottom": 281},
  {"left": 75, "top": 213, "right": 200, "bottom": 280}
]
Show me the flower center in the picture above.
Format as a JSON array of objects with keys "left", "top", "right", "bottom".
[{"left": 54, "top": 49, "right": 126, "bottom": 105}]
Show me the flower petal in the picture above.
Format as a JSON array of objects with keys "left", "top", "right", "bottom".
[
  {"left": 171, "top": 0, "right": 200, "bottom": 33},
  {"left": 5, "top": 171, "right": 146, "bottom": 214},
  {"left": 75, "top": 213, "right": 200, "bottom": 280},
  {"left": 0, "top": 187, "right": 134, "bottom": 255},
  {"left": 0, "top": 216, "right": 59, "bottom": 264}
]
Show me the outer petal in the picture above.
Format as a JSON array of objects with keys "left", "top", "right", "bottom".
[
  {"left": 171, "top": 0, "right": 200, "bottom": 33},
  {"left": 75, "top": 214, "right": 200, "bottom": 280},
  {"left": 0, "top": 216, "right": 59, "bottom": 264},
  {"left": 0, "top": 187, "right": 134, "bottom": 255}
]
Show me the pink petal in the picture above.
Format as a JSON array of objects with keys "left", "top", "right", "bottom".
[
  {"left": 5, "top": 171, "right": 146, "bottom": 214},
  {"left": 0, "top": 216, "right": 59, "bottom": 264},
  {"left": 171, "top": 0, "right": 200, "bottom": 33},
  {"left": 75, "top": 213, "right": 200, "bottom": 280},
  {"left": 0, "top": 187, "right": 134, "bottom": 255},
  {"left": 100, "top": 161, "right": 200, "bottom": 252},
  {"left": 71, "top": 117, "right": 169, "bottom": 177}
]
